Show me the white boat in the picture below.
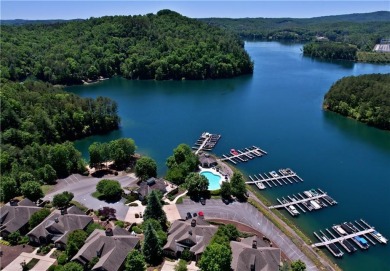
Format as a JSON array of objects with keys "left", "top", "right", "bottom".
[
  {"left": 372, "top": 231, "right": 388, "bottom": 244},
  {"left": 304, "top": 191, "right": 313, "bottom": 198},
  {"left": 256, "top": 182, "right": 266, "bottom": 190},
  {"left": 270, "top": 171, "right": 279, "bottom": 178},
  {"left": 289, "top": 205, "right": 299, "bottom": 215},
  {"left": 334, "top": 225, "right": 347, "bottom": 235},
  {"left": 310, "top": 200, "right": 321, "bottom": 210}
]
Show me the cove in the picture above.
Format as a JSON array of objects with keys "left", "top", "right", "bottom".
[{"left": 68, "top": 41, "right": 390, "bottom": 270}]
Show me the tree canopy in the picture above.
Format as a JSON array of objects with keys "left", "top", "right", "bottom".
[
  {"left": 230, "top": 172, "right": 247, "bottom": 200},
  {"left": 142, "top": 222, "right": 163, "bottom": 265},
  {"left": 125, "top": 249, "right": 146, "bottom": 271},
  {"left": 135, "top": 156, "right": 157, "bottom": 181},
  {"left": 165, "top": 144, "right": 199, "bottom": 185},
  {"left": 198, "top": 243, "right": 232, "bottom": 271},
  {"left": 185, "top": 172, "right": 209, "bottom": 197},
  {"left": 20, "top": 181, "right": 44, "bottom": 201},
  {"left": 53, "top": 191, "right": 74, "bottom": 208},
  {"left": 143, "top": 190, "right": 167, "bottom": 227},
  {"left": 323, "top": 74, "right": 390, "bottom": 130},
  {"left": 29, "top": 208, "right": 51, "bottom": 230},
  {"left": 96, "top": 179, "right": 123, "bottom": 200},
  {"left": 1, "top": 10, "right": 253, "bottom": 84}
]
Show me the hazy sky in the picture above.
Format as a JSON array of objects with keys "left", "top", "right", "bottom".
[{"left": 1, "top": 1, "right": 389, "bottom": 20}]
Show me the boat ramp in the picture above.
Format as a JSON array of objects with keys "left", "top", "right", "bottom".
[
  {"left": 268, "top": 188, "right": 337, "bottom": 216},
  {"left": 219, "top": 146, "right": 267, "bottom": 164},
  {"left": 312, "top": 219, "right": 387, "bottom": 258},
  {"left": 246, "top": 168, "right": 303, "bottom": 190},
  {"left": 192, "top": 132, "right": 221, "bottom": 154}
]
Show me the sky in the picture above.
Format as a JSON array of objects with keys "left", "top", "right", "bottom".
[{"left": 1, "top": 1, "right": 389, "bottom": 20}]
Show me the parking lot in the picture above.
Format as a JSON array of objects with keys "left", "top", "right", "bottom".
[{"left": 178, "top": 199, "right": 320, "bottom": 271}]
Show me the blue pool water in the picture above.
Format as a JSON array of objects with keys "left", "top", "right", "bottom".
[{"left": 200, "top": 171, "right": 222, "bottom": 190}]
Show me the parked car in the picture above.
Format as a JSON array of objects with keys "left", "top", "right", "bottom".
[
  {"left": 200, "top": 197, "right": 206, "bottom": 205},
  {"left": 186, "top": 212, "right": 192, "bottom": 220}
]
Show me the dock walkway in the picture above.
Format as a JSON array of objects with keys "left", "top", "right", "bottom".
[
  {"left": 192, "top": 132, "right": 221, "bottom": 154},
  {"left": 246, "top": 168, "right": 303, "bottom": 189},
  {"left": 219, "top": 146, "right": 267, "bottom": 164}
]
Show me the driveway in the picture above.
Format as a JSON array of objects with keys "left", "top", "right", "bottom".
[
  {"left": 3, "top": 248, "right": 56, "bottom": 271},
  {"left": 177, "top": 199, "right": 320, "bottom": 271},
  {"left": 44, "top": 174, "right": 138, "bottom": 220}
]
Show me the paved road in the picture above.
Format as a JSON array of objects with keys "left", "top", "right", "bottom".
[
  {"left": 178, "top": 199, "right": 320, "bottom": 271},
  {"left": 44, "top": 174, "right": 138, "bottom": 220}
]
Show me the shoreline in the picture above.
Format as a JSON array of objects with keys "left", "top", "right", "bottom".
[{"left": 218, "top": 158, "right": 340, "bottom": 271}]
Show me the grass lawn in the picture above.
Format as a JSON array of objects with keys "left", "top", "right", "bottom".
[
  {"left": 25, "top": 258, "right": 39, "bottom": 270},
  {"left": 91, "top": 191, "right": 103, "bottom": 199},
  {"left": 41, "top": 185, "right": 54, "bottom": 195}
]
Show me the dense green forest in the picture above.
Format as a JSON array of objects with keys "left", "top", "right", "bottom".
[
  {"left": 1, "top": 10, "right": 253, "bottom": 84},
  {"left": 323, "top": 74, "right": 390, "bottom": 130},
  {"left": 0, "top": 80, "right": 121, "bottom": 201},
  {"left": 303, "top": 42, "right": 358, "bottom": 61},
  {"left": 200, "top": 12, "right": 390, "bottom": 49}
]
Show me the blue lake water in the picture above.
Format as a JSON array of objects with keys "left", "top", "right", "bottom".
[{"left": 68, "top": 41, "right": 390, "bottom": 270}]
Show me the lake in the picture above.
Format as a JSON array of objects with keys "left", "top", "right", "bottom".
[{"left": 68, "top": 42, "right": 390, "bottom": 270}]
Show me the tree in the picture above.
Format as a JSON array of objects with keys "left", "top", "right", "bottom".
[
  {"left": 175, "top": 259, "right": 188, "bottom": 271},
  {"left": 7, "top": 231, "right": 20, "bottom": 245},
  {"left": 20, "top": 181, "right": 44, "bottom": 201},
  {"left": 291, "top": 260, "right": 306, "bottom": 271},
  {"left": 180, "top": 248, "right": 192, "bottom": 262},
  {"left": 29, "top": 208, "right": 51, "bottom": 230},
  {"left": 62, "top": 262, "right": 84, "bottom": 271},
  {"left": 220, "top": 224, "right": 239, "bottom": 241},
  {"left": 220, "top": 181, "right": 231, "bottom": 199},
  {"left": 143, "top": 190, "right": 167, "bottom": 227},
  {"left": 85, "top": 222, "right": 104, "bottom": 235},
  {"left": 125, "top": 250, "right": 146, "bottom": 271},
  {"left": 165, "top": 144, "right": 199, "bottom": 185},
  {"left": 142, "top": 218, "right": 167, "bottom": 246},
  {"left": 230, "top": 172, "right": 247, "bottom": 200},
  {"left": 18, "top": 172, "right": 36, "bottom": 184},
  {"left": 142, "top": 222, "right": 162, "bottom": 265},
  {"left": 37, "top": 164, "right": 57, "bottom": 184},
  {"left": 98, "top": 206, "right": 117, "bottom": 220},
  {"left": 52, "top": 191, "right": 74, "bottom": 208},
  {"left": 198, "top": 243, "right": 232, "bottom": 271},
  {"left": 135, "top": 156, "right": 157, "bottom": 181},
  {"left": 110, "top": 138, "right": 136, "bottom": 165},
  {"left": 0, "top": 176, "right": 18, "bottom": 202},
  {"left": 66, "top": 230, "right": 87, "bottom": 258},
  {"left": 184, "top": 172, "right": 209, "bottom": 197},
  {"left": 96, "top": 179, "right": 122, "bottom": 200},
  {"left": 88, "top": 142, "right": 105, "bottom": 169}
]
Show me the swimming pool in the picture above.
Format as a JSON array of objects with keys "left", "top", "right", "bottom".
[{"left": 200, "top": 170, "right": 222, "bottom": 190}]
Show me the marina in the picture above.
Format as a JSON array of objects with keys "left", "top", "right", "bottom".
[
  {"left": 219, "top": 146, "right": 267, "bottom": 164},
  {"left": 192, "top": 132, "right": 221, "bottom": 154},
  {"left": 312, "top": 220, "right": 387, "bottom": 258},
  {"left": 268, "top": 188, "right": 337, "bottom": 216},
  {"left": 247, "top": 168, "right": 303, "bottom": 190}
]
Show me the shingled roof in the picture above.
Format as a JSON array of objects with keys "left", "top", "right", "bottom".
[
  {"left": 72, "top": 227, "right": 140, "bottom": 271},
  {"left": 0, "top": 198, "right": 41, "bottom": 236},
  {"left": 136, "top": 177, "right": 168, "bottom": 200},
  {"left": 230, "top": 236, "right": 281, "bottom": 271},
  {"left": 27, "top": 205, "right": 92, "bottom": 246},
  {"left": 163, "top": 217, "right": 217, "bottom": 256}
]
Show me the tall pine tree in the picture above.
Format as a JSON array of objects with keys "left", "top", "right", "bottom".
[
  {"left": 142, "top": 223, "right": 162, "bottom": 265},
  {"left": 143, "top": 190, "right": 167, "bottom": 227}
]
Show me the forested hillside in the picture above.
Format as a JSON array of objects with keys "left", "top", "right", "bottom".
[
  {"left": 1, "top": 10, "right": 253, "bottom": 84},
  {"left": 323, "top": 74, "right": 390, "bottom": 130},
  {"left": 0, "top": 80, "right": 120, "bottom": 196},
  {"left": 303, "top": 42, "right": 358, "bottom": 61},
  {"left": 200, "top": 11, "right": 390, "bottom": 50}
]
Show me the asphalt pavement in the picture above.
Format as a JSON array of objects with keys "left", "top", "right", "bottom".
[
  {"left": 178, "top": 199, "right": 320, "bottom": 271},
  {"left": 44, "top": 174, "right": 138, "bottom": 220}
]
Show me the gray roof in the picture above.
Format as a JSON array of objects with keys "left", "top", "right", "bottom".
[
  {"left": 137, "top": 177, "right": 168, "bottom": 198},
  {"left": 72, "top": 227, "right": 140, "bottom": 271},
  {"left": 230, "top": 236, "right": 281, "bottom": 271},
  {"left": 163, "top": 217, "right": 217, "bottom": 255},
  {"left": 27, "top": 206, "right": 92, "bottom": 245},
  {"left": 198, "top": 153, "right": 217, "bottom": 167},
  {"left": 0, "top": 199, "right": 41, "bottom": 234}
]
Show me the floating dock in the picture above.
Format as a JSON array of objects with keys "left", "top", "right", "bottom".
[
  {"left": 247, "top": 168, "right": 303, "bottom": 189},
  {"left": 312, "top": 219, "right": 387, "bottom": 257},
  {"left": 192, "top": 132, "right": 221, "bottom": 154},
  {"left": 219, "top": 146, "right": 267, "bottom": 164},
  {"left": 268, "top": 188, "right": 337, "bottom": 216}
]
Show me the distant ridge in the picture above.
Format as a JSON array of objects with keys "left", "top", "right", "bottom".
[
  {"left": 2, "top": 11, "right": 389, "bottom": 26},
  {"left": 0, "top": 19, "right": 83, "bottom": 25}
]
